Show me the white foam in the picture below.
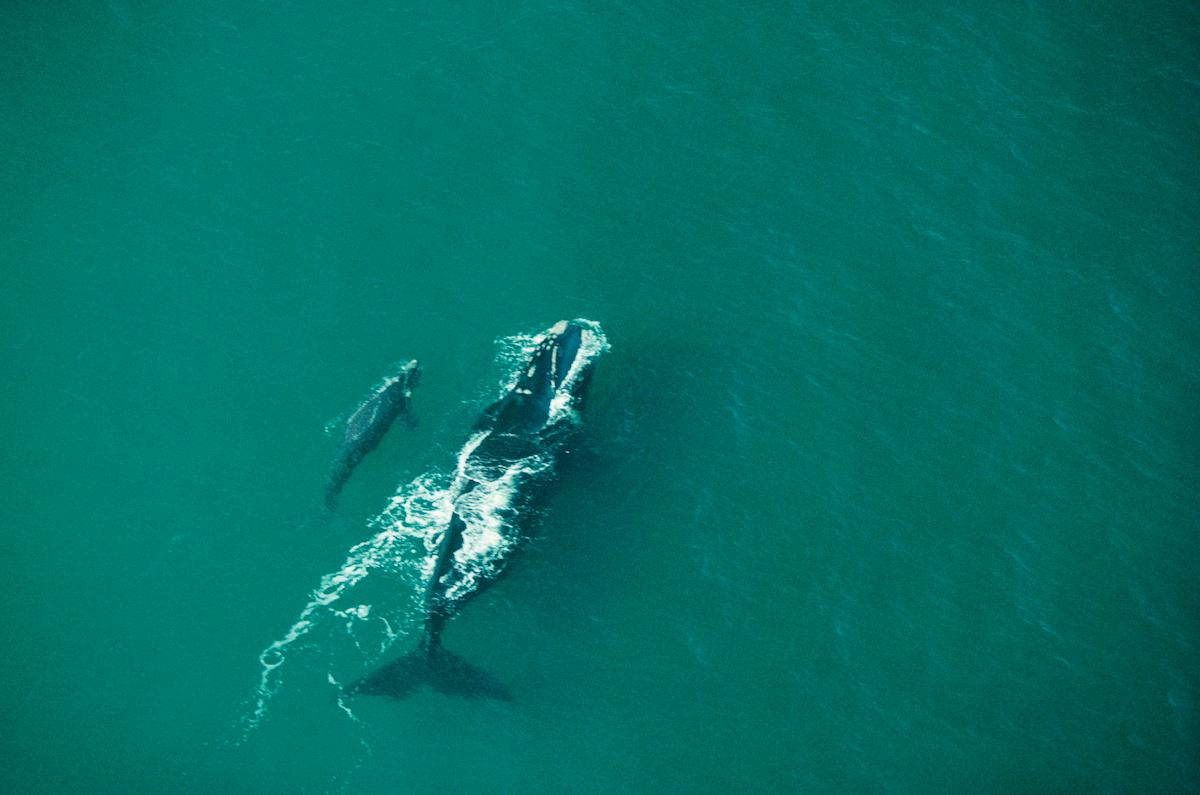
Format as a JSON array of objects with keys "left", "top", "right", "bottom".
[{"left": 240, "top": 469, "right": 452, "bottom": 736}]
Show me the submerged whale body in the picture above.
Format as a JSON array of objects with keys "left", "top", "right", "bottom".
[
  {"left": 324, "top": 359, "right": 420, "bottom": 512},
  {"left": 346, "top": 320, "right": 606, "bottom": 701}
]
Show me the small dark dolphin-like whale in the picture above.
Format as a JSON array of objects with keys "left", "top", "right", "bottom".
[
  {"left": 324, "top": 359, "right": 420, "bottom": 512},
  {"left": 345, "top": 320, "right": 605, "bottom": 701}
]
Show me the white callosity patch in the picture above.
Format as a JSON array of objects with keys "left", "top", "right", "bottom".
[
  {"left": 242, "top": 321, "right": 605, "bottom": 734},
  {"left": 372, "top": 359, "right": 419, "bottom": 399}
]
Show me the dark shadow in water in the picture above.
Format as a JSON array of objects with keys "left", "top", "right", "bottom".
[{"left": 345, "top": 644, "right": 514, "bottom": 702}]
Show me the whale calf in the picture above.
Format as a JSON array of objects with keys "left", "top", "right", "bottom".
[
  {"left": 345, "top": 320, "right": 607, "bottom": 700},
  {"left": 324, "top": 359, "right": 420, "bottom": 512}
]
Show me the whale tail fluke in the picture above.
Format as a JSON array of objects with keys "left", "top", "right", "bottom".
[{"left": 343, "top": 640, "right": 513, "bottom": 702}]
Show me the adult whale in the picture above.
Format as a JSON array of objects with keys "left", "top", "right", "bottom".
[
  {"left": 345, "top": 320, "right": 607, "bottom": 700},
  {"left": 324, "top": 359, "right": 420, "bottom": 512}
]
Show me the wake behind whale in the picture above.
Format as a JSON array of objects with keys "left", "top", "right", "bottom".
[{"left": 243, "top": 320, "right": 607, "bottom": 730}]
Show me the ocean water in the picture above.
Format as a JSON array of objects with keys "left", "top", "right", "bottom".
[{"left": 1, "top": 1, "right": 1197, "bottom": 792}]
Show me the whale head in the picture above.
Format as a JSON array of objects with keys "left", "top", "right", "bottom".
[
  {"left": 490, "top": 320, "right": 601, "bottom": 436},
  {"left": 401, "top": 359, "right": 421, "bottom": 390}
]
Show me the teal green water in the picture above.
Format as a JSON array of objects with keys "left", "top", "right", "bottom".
[{"left": 2, "top": 1, "right": 1197, "bottom": 792}]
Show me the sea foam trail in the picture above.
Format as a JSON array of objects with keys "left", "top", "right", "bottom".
[{"left": 239, "top": 468, "right": 453, "bottom": 737}]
